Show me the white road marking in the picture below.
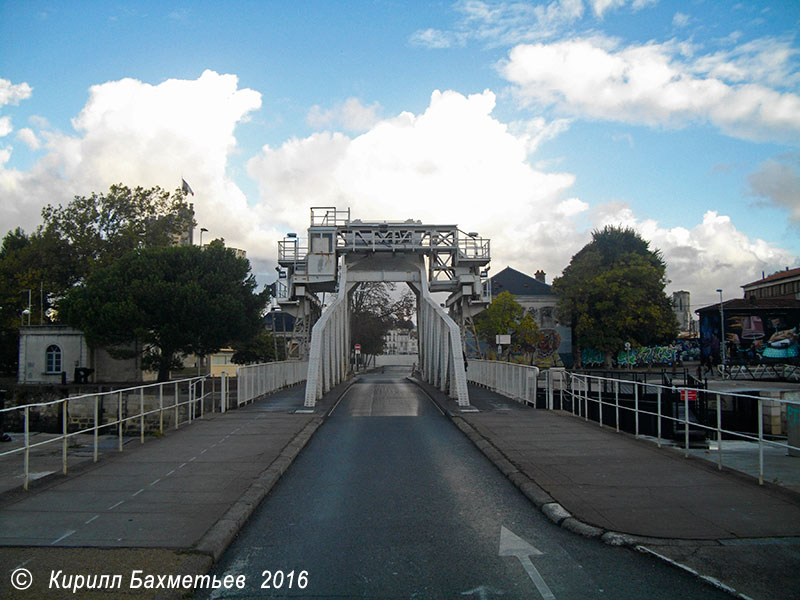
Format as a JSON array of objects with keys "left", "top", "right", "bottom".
[
  {"left": 51, "top": 530, "right": 75, "bottom": 545},
  {"left": 499, "top": 526, "right": 555, "bottom": 600},
  {"left": 165, "top": 469, "right": 175, "bottom": 477},
  {"left": 132, "top": 488, "right": 144, "bottom": 497},
  {"left": 10, "top": 559, "right": 32, "bottom": 571},
  {"left": 85, "top": 515, "right": 99, "bottom": 524},
  {"left": 108, "top": 500, "right": 124, "bottom": 510},
  {"left": 149, "top": 478, "right": 161, "bottom": 486}
]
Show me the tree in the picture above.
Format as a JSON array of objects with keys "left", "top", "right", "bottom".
[
  {"left": 553, "top": 226, "right": 678, "bottom": 368},
  {"left": 231, "top": 329, "right": 282, "bottom": 364},
  {"left": 349, "top": 283, "right": 415, "bottom": 358},
  {"left": 60, "top": 241, "right": 265, "bottom": 381},
  {"left": 474, "top": 291, "right": 540, "bottom": 361},
  {"left": 40, "top": 183, "right": 195, "bottom": 286},
  {"left": 0, "top": 184, "right": 194, "bottom": 375}
]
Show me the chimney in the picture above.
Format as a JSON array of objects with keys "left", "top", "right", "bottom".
[{"left": 534, "top": 270, "right": 546, "bottom": 283}]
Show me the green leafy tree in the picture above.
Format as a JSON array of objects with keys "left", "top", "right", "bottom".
[
  {"left": 553, "top": 226, "right": 678, "bottom": 368},
  {"left": 0, "top": 184, "right": 194, "bottom": 375},
  {"left": 474, "top": 291, "right": 540, "bottom": 360},
  {"left": 60, "top": 241, "right": 264, "bottom": 381},
  {"left": 231, "top": 329, "right": 282, "bottom": 364},
  {"left": 40, "top": 183, "right": 195, "bottom": 285}
]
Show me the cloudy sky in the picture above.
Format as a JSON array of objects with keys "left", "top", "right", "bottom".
[{"left": 1, "top": 1, "right": 798, "bottom": 311}]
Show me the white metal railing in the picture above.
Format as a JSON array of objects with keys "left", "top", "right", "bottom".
[
  {"left": 418, "top": 264, "right": 469, "bottom": 405},
  {"left": 0, "top": 376, "right": 212, "bottom": 491},
  {"left": 551, "top": 371, "right": 800, "bottom": 486},
  {"left": 237, "top": 360, "right": 308, "bottom": 406},
  {"left": 305, "top": 263, "right": 350, "bottom": 406},
  {"left": 467, "top": 360, "right": 540, "bottom": 405}
]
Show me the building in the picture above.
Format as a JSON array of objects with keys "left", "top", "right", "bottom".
[
  {"left": 382, "top": 327, "right": 418, "bottom": 355},
  {"left": 484, "top": 266, "right": 572, "bottom": 367},
  {"left": 696, "top": 298, "right": 800, "bottom": 365},
  {"left": 17, "top": 325, "right": 152, "bottom": 384},
  {"left": 671, "top": 290, "right": 696, "bottom": 334},
  {"left": 742, "top": 267, "right": 800, "bottom": 301}
]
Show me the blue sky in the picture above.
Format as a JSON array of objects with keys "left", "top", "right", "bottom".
[{"left": 1, "top": 0, "right": 799, "bottom": 310}]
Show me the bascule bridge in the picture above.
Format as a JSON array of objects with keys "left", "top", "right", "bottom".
[{"left": 275, "top": 207, "right": 491, "bottom": 407}]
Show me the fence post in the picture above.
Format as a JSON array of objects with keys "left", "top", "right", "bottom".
[
  {"left": 174, "top": 382, "right": 179, "bottom": 430},
  {"left": 93, "top": 395, "right": 99, "bottom": 463},
  {"left": 62, "top": 399, "right": 68, "bottom": 475},
  {"left": 716, "top": 392, "right": 722, "bottom": 470},
  {"left": 683, "top": 388, "right": 689, "bottom": 458},
  {"left": 118, "top": 391, "right": 123, "bottom": 452},
  {"left": 657, "top": 387, "right": 662, "bottom": 448},
  {"left": 24, "top": 406, "right": 30, "bottom": 491},
  {"left": 758, "top": 398, "right": 764, "bottom": 485},
  {"left": 221, "top": 372, "right": 227, "bottom": 413},
  {"left": 159, "top": 384, "right": 164, "bottom": 435},
  {"left": 635, "top": 383, "right": 640, "bottom": 438},
  {"left": 200, "top": 378, "right": 205, "bottom": 418},
  {"left": 615, "top": 380, "right": 620, "bottom": 433},
  {"left": 140, "top": 388, "right": 145, "bottom": 444}
]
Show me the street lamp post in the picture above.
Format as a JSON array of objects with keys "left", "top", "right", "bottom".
[
  {"left": 200, "top": 227, "right": 208, "bottom": 247},
  {"left": 716, "top": 289, "right": 726, "bottom": 378}
]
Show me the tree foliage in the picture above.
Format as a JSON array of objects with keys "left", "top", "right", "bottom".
[
  {"left": 474, "top": 291, "right": 540, "bottom": 360},
  {"left": 553, "top": 226, "right": 678, "bottom": 367},
  {"left": 40, "top": 183, "right": 195, "bottom": 285},
  {"left": 60, "top": 241, "right": 265, "bottom": 381},
  {"left": 0, "top": 184, "right": 194, "bottom": 375},
  {"left": 349, "top": 283, "right": 415, "bottom": 357}
]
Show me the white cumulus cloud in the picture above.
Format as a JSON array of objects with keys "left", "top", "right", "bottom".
[
  {"left": 307, "top": 98, "right": 383, "bottom": 133},
  {"left": 0, "top": 70, "right": 269, "bottom": 259},
  {"left": 501, "top": 36, "right": 800, "bottom": 143}
]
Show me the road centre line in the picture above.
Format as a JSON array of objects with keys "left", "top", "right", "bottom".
[
  {"left": 149, "top": 478, "right": 161, "bottom": 486},
  {"left": 84, "top": 515, "right": 99, "bottom": 524},
  {"left": 132, "top": 488, "right": 144, "bottom": 497},
  {"left": 108, "top": 500, "right": 124, "bottom": 510},
  {"left": 51, "top": 530, "right": 75, "bottom": 545}
]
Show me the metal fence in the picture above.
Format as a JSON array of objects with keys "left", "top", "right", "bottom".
[
  {"left": 0, "top": 376, "right": 213, "bottom": 491},
  {"left": 237, "top": 360, "right": 308, "bottom": 407},
  {"left": 467, "top": 360, "right": 540, "bottom": 405},
  {"left": 547, "top": 370, "right": 800, "bottom": 486}
]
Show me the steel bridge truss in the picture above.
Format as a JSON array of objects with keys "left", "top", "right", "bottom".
[{"left": 277, "top": 207, "right": 491, "bottom": 406}]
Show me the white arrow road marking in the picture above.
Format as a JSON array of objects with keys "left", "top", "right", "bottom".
[{"left": 499, "top": 526, "right": 555, "bottom": 600}]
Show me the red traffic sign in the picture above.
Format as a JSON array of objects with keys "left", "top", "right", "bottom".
[
  {"left": 354, "top": 344, "right": 361, "bottom": 353},
  {"left": 680, "top": 389, "right": 698, "bottom": 402}
]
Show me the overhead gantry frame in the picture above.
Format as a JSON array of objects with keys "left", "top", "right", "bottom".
[{"left": 276, "top": 207, "right": 491, "bottom": 407}]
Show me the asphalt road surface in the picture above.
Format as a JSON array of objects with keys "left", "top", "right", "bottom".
[{"left": 200, "top": 370, "right": 730, "bottom": 599}]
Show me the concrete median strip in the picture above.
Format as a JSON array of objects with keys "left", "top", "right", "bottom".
[{"left": 194, "top": 417, "right": 323, "bottom": 562}]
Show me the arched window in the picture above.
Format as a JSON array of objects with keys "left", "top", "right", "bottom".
[{"left": 46, "top": 345, "right": 62, "bottom": 373}]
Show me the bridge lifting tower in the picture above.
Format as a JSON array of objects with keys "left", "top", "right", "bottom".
[{"left": 276, "top": 207, "right": 491, "bottom": 405}]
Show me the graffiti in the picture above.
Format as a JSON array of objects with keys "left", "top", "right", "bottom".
[{"left": 581, "top": 342, "right": 695, "bottom": 368}]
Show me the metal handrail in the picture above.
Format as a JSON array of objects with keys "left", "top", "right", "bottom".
[
  {"left": 0, "top": 376, "right": 213, "bottom": 490},
  {"left": 557, "top": 371, "right": 800, "bottom": 486},
  {"left": 237, "top": 360, "right": 308, "bottom": 406}
]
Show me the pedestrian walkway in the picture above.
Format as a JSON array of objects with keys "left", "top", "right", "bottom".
[
  {"left": 417, "top": 379, "right": 800, "bottom": 600},
  {"left": 0, "top": 382, "right": 340, "bottom": 600}
]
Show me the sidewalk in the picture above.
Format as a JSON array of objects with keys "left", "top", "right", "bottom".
[
  {"left": 0, "top": 381, "right": 343, "bottom": 600},
  {"left": 416, "top": 378, "right": 800, "bottom": 600}
]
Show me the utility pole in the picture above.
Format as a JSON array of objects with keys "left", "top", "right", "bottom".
[{"left": 716, "top": 289, "right": 725, "bottom": 378}]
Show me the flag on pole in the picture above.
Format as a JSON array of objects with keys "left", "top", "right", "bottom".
[{"left": 181, "top": 178, "right": 194, "bottom": 196}]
